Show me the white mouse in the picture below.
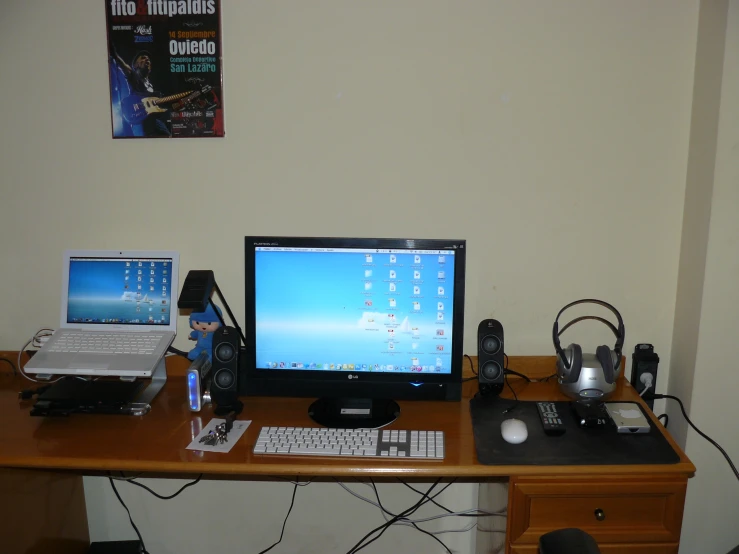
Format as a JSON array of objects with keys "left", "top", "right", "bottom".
[{"left": 501, "top": 418, "right": 528, "bottom": 444}]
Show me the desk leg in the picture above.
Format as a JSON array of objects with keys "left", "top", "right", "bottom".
[
  {"left": 476, "top": 480, "right": 508, "bottom": 554},
  {"left": 0, "top": 468, "right": 89, "bottom": 554}
]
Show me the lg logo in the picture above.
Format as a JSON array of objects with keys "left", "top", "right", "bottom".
[{"left": 347, "top": 374, "right": 358, "bottom": 380}]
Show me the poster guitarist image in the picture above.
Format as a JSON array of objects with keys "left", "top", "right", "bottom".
[{"left": 105, "top": 0, "right": 224, "bottom": 138}]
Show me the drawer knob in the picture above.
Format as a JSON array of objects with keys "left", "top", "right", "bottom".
[{"left": 594, "top": 508, "right": 606, "bottom": 521}]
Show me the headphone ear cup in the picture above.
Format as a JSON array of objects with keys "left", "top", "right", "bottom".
[
  {"left": 559, "top": 343, "right": 582, "bottom": 384},
  {"left": 596, "top": 344, "right": 615, "bottom": 384}
]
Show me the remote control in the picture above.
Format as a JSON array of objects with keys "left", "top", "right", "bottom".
[{"left": 536, "top": 402, "right": 566, "bottom": 436}]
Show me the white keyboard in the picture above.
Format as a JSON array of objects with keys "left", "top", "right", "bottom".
[
  {"left": 48, "top": 332, "right": 164, "bottom": 355},
  {"left": 253, "top": 427, "right": 445, "bottom": 460}
]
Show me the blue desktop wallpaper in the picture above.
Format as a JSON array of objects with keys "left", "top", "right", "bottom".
[
  {"left": 66, "top": 258, "right": 173, "bottom": 325},
  {"left": 255, "top": 248, "right": 455, "bottom": 374}
]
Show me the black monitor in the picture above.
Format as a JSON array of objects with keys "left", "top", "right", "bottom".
[{"left": 243, "top": 236, "right": 467, "bottom": 428}]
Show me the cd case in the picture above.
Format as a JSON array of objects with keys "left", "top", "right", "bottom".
[{"left": 605, "top": 402, "right": 651, "bottom": 433}]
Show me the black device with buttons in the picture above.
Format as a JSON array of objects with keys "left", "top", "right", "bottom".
[{"left": 536, "top": 401, "right": 567, "bottom": 436}]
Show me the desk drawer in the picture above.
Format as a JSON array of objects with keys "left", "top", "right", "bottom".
[
  {"left": 512, "top": 544, "right": 679, "bottom": 553},
  {"left": 508, "top": 476, "right": 687, "bottom": 546}
]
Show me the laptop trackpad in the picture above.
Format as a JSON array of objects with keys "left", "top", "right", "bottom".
[{"left": 71, "top": 356, "right": 112, "bottom": 369}]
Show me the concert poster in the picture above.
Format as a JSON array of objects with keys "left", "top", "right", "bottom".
[{"left": 105, "top": 0, "right": 225, "bottom": 138}]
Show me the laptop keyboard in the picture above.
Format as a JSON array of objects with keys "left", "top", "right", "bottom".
[{"left": 48, "top": 332, "right": 164, "bottom": 355}]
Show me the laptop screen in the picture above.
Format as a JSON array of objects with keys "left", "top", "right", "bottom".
[{"left": 61, "top": 251, "right": 179, "bottom": 331}]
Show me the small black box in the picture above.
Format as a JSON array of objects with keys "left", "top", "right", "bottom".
[{"left": 88, "top": 540, "right": 142, "bottom": 554}]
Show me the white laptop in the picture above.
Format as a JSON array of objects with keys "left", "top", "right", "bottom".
[{"left": 25, "top": 250, "right": 180, "bottom": 378}]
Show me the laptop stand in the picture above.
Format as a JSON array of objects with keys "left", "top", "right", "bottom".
[{"left": 30, "top": 356, "right": 168, "bottom": 417}]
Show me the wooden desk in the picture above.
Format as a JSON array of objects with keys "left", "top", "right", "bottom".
[{"left": 0, "top": 354, "right": 694, "bottom": 554}]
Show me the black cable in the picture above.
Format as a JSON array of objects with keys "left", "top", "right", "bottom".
[
  {"left": 367, "top": 479, "right": 452, "bottom": 553},
  {"left": 115, "top": 473, "right": 203, "bottom": 500},
  {"left": 0, "top": 357, "right": 17, "bottom": 375},
  {"left": 352, "top": 480, "right": 457, "bottom": 554},
  {"left": 347, "top": 479, "right": 445, "bottom": 554},
  {"left": 257, "top": 480, "right": 299, "bottom": 554},
  {"left": 650, "top": 393, "right": 738, "bottom": 481},
  {"left": 503, "top": 368, "right": 531, "bottom": 382},
  {"left": 394, "top": 479, "right": 507, "bottom": 522},
  {"left": 167, "top": 346, "right": 189, "bottom": 358},
  {"left": 108, "top": 477, "right": 149, "bottom": 554},
  {"left": 396, "top": 479, "right": 453, "bottom": 514},
  {"left": 657, "top": 413, "right": 668, "bottom": 428},
  {"left": 18, "top": 384, "right": 51, "bottom": 400},
  {"left": 464, "top": 353, "right": 477, "bottom": 379},
  {"left": 504, "top": 372, "right": 518, "bottom": 402}
]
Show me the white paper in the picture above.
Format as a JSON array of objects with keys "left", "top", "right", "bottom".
[{"left": 186, "top": 418, "right": 251, "bottom": 453}]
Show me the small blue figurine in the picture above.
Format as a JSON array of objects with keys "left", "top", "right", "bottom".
[{"left": 187, "top": 304, "right": 222, "bottom": 362}]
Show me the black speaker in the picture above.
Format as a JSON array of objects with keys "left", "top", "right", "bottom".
[
  {"left": 478, "top": 319, "right": 504, "bottom": 396},
  {"left": 211, "top": 325, "right": 240, "bottom": 413}
]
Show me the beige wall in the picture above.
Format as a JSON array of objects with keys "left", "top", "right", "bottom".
[
  {"left": 3, "top": 1, "right": 732, "bottom": 553},
  {"left": 677, "top": 1, "right": 739, "bottom": 553}
]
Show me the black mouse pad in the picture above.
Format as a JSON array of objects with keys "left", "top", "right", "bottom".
[{"left": 469, "top": 396, "right": 681, "bottom": 466}]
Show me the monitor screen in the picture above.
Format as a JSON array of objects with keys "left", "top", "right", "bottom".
[
  {"left": 66, "top": 256, "right": 175, "bottom": 326},
  {"left": 243, "top": 236, "right": 466, "bottom": 427}
]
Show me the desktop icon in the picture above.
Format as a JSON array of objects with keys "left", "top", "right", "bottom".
[
  {"left": 437, "top": 312, "right": 444, "bottom": 321},
  {"left": 438, "top": 271, "right": 445, "bottom": 279},
  {"left": 389, "top": 270, "right": 396, "bottom": 279},
  {"left": 389, "top": 298, "right": 396, "bottom": 307},
  {"left": 438, "top": 286, "right": 444, "bottom": 295},
  {"left": 436, "top": 329, "right": 444, "bottom": 336},
  {"left": 414, "top": 271, "right": 421, "bottom": 280},
  {"left": 365, "top": 300, "right": 373, "bottom": 307},
  {"left": 414, "top": 255, "right": 421, "bottom": 264},
  {"left": 389, "top": 283, "right": 396, "bottom": 292},
  {"left": 365, "top": 254, "right": 373, "bottom": 263},
  {"left": 365, "top": 269, "right": 373, "bottom": 278},
  {"left": 365, "top": 281, "right": 372, "bottom": 291},
  {"left": 413, "top": 302, "right": 420, "bottom": 311},
  {"left": 413, "top": 286, "right": 420, "bottom": 295},
  {"left": 438, "top": 255, "right": 445, "bottom": 263},
  {"left": 437, "top": 302, "right": 444, "bottom": 310},
  {"left": 436, "top": 345, "right": 444, "bottom": 351},
  {"left": 390, "top": 255, "right": 396, "bottom": 263}
]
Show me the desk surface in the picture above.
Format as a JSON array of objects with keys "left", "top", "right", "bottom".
[{"left": 0, "top": 354, "right": 695, "bottom": 479}]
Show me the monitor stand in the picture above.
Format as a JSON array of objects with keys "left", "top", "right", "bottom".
[{"left": 308, "top": 398, "right": 400, "bottom": 429}]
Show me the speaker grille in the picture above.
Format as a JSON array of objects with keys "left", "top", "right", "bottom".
[
  {"left": 480, "top": 360, "right": 502, "bottom": 381},
  {"left": 214, "top": 368, "right": 235, "bottom": 389},
  {"left": 215, "top": 342, "right": 236, "bottom": 363},
  {"left": 481, "top": 334, "right": 501, "bottom": 355}
]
